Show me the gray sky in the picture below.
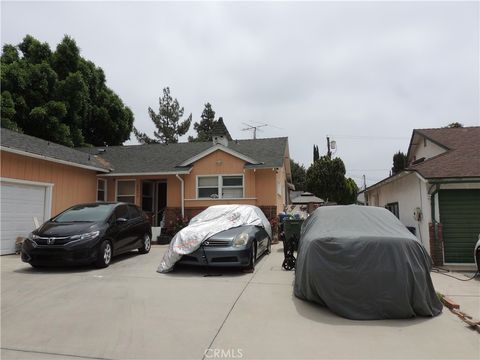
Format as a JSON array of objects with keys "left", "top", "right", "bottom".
[{"left": 2, "top": 1, "right": 479, "bottom": 186}]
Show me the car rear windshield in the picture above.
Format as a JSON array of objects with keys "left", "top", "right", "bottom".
[{"left": 53, "top": 204, "right": 115, "bottom": 222}]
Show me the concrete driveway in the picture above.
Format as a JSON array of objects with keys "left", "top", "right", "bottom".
[{"left": 1, "top": 244, "right": 479, "bottom": 360}]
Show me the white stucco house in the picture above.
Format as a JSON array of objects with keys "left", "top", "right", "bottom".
[{"left": 364, "top": 127, "right": 480, "bottom": 266}]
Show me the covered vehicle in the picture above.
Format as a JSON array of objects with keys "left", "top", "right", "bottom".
[
  {"left": 294, "top": 205, "right": 443, "bottom": 320},
  {"left": 157, "top": 205, "right": 272, "bottom": 273}
]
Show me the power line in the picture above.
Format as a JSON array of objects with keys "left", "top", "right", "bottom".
[{"left": 328, "top": 134, "right": 409, "bottom": 140}]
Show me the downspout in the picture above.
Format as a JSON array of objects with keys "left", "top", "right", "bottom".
[{"left": 176, "top": 174, "right": 184, "bottom": 218}]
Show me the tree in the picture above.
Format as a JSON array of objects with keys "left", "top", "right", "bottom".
[
  {"left": 313, "top": 145, "right": 319, "bottom": 162},
  {"left": 445, "top": 122, "right": 463, "bottom": 128},
  {"left": 133, "top": 87, "right": 192, "bottom": 144},
  {"left": 0, "top": 35, "right": 134, "bottom": 147},
  {"left": 339, "top": 178, "right": 359, "bottom": 205},
  {"left": 290, "top": 159, "right": 306, "bottom": 191},
  {"left": 306, "top": 155, "right": 347, "bottom": 203},
  {"left": 188, "top": 103, "right": 215, "bottom": 142},
  {"left": 391, "top": 151, "right": 407, "bottom": 175}
]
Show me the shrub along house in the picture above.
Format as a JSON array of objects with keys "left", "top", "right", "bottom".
[
  {"left": 364, "top": 127, "right": 480, "bottom": 266},
  {"left": 0, "top": 126, "right": 292, "bottom": 254}
]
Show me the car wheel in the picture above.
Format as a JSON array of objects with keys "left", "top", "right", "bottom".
[
  {"left": 138, "top": 233, "right": 151, "bottom": 254},
  {"left": 246, "top": 242, "right": 256, "bottom": 271},
  {"left": 95, "top": 240, "right": 112, "bottom": 268},
  {"left": 265, "top": 238, "right": 272, "bottom": 255}
]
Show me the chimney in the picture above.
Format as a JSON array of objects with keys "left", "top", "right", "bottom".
[{"left": 211, "top": 118, "right": 229, "bottom": 147}]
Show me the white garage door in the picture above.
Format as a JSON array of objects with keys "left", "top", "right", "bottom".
[{"left": 1, "top": 181, "right": 48, "bottom": 255}]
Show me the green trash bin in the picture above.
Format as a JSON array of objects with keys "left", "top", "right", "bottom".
[{"left": 283, "top": 219, "right": 304, "bottom": 251}]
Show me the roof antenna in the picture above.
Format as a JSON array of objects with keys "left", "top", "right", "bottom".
[{"left": 241, "top": 123, "right": 268, "bottom": 139}]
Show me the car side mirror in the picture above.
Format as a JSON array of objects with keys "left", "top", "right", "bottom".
[{"left": 116, "top": 217, "right": 128, "bottom": 224}]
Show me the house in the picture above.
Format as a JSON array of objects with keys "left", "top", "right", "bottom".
[
  {"left": 364, "top": 127, "right": 480, "bottom": 266},
  {"left": 0, "top": 127, "right": 292, "bottom": 254}
]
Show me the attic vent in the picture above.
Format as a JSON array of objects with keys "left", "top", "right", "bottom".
[{"left": 411, "top": 157, "right": 425, "bottom": 165}]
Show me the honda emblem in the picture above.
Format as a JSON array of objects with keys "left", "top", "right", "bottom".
[{"left": 47, "top": 238, "right": 55, "bottom": 245}]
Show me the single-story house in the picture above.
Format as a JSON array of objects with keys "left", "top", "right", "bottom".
[
  {"left": 0, "top": 127, "right": 292, "bottom": 254},
  {"left": 364, "top": 126, "right": 480, "bottom": 265}
]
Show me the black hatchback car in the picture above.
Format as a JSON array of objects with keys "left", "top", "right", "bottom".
[{"left": 21, "top": 203, "right": 152, "bottom": 268}]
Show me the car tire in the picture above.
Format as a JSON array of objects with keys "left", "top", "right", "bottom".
[
  {"left": 138, "top": 233, "right": 151, "bottom": 254},
  {"left": 30, "top": 263, "right": 43, "bottom": 269},
  {"left": 246, "top": 242, "right": 256, "bottom": 271},
  {"left": 265, "top": 238, "right": 272, "bottom": 255},
  {"left": 95, "top": 240, "right": 112, "bottom": 268}
]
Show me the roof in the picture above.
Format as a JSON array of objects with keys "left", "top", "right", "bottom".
[
  {"left": 292, "top": 192, "right": 324, "bottom": 204},
  {"left": 80, "top": 137, "right": 289, "bottom": 175},
  {"left": 407, "top": 127, "right": 480, "bottom": 179},
  {"left": 1, "top": 128, "right": 110, "bottom": 172}
]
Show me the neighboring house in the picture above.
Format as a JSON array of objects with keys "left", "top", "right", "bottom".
[
  {"left": 364, "top": 127, "right": 480, "bottom": 265},
  {"left": 0, "top": 127, "right": 292, "bottom": 254},
  {"left": 291, "top": 192, "right": 324, "bottom": 213}
]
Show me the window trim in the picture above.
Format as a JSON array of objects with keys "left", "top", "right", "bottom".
[
  {"left": 385, "top": 202, "right": 399, "bottom": 219},
  {"left": 196, "top": 174, "right": 244, "bottom": 200},
  {"left": 97, "top": 178, "right": 107, "bottom": 202},
  {"left": 115, "top": 179, "right": 136, "bottom": 204}
]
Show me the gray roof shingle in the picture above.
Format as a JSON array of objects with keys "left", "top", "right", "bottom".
[
  {"left": 80, "top": 137, "right": 288, "bottom": 174},
  {"left": 1, "top": 128, "right": 110, "bottom": 171}
]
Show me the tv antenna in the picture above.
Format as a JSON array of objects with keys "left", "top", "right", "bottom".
[{"left": 242, "top": 123, "right": 268, "bottom": 139}]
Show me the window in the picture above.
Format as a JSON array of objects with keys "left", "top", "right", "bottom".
[
  {"left": 128, "top": 205, "right": 142, "bottom": 219},
  {"left": 116, "top": 180, "right": 136, "bottom": 204},
  {"left": 197, "top": 175, "right": 243, "bottom": 199},
  {"left": 222, "top": 176, "right": 243, "bottom": 198},
  {"left": 114, "top": 204, "right": 129, "bottom": 220},
  {"left": 385, "top": 202, "right": 399, "bottom": 219},
  {"left": 97, "top": 179, "right": 106, "bottom": 202},
  {"left": 142, "top": 182, "right": 154, "bottom": 212}
]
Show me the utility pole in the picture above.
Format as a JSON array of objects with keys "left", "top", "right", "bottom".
[
  {"left": 326, "top": 136, "right": 331, "bottom": 158},
  {"left": 363, "top": 174, "right": 366, "bottom": 190}
]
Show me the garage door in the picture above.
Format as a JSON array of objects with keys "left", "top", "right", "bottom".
[
  {"left": 439, "top": 189, "right": 480, "bottom": 263},
  {"left": 0, "top": 181, "right": 48, "bottom": 255}
]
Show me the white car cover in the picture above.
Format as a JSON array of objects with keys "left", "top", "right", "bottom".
[{"left": 157, "top": 204, "right": 272, "bottom": 273}]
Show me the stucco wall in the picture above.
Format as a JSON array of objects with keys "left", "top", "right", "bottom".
[
  {"left": 1, "top": 151, "right": 98, "bottom": 216},
  {"left": 366, "top": 172, "right": 431, "bottom": 252}
]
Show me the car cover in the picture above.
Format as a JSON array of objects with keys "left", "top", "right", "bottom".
[
  {"left": 294, "top": 205, "right": 443, "bottom": 320},
  {"left": 157, "top": 205, "right": 272, "bottom": 273}
]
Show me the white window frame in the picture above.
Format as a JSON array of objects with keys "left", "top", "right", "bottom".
[
  {"left": 196, "top": 174, "right": 244, "bottom": 200},
  {"left": 97, "top": 179, "right": 107, "bottom": 202},
  {"left": 115, "top": 179, "right": 136, "bottom": 204}
]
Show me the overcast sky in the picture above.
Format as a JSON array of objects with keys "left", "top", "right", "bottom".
[{"left": 2, "top": 1, "right": 479, "bottom": 186}]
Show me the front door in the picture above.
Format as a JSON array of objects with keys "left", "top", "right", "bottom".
[{"left": 141, "top": 180, "right": 167, "bottom": 227}]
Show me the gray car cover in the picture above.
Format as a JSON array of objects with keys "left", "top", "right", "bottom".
[{"left": 294, "top": 205, "right": 443, "bottom": 320}]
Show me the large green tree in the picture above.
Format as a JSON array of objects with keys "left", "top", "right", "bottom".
[
  {"left": 1, "top": 35, "right": 134, "bottom": 147},
  {"left": 133, "top": 87, "right": 192, "bottom": 144},
  {"left": 290, "top": 159, "right": 306, "bottom": 191},
  {"left": 306, "top": 155, "right": 358, "bottom": 204}
]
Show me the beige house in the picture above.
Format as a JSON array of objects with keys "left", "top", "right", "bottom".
[{"left": 1, "top": 128, "right": 292, "bottom": 254}]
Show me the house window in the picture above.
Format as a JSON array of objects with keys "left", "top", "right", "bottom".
[
  {"left": 197, "top": 175, "right": 244, "bottom": 199},
  {"left": 385, "top": 202, "right": 399, "bottom": 219},
  {"left": 97, "top": 179, "right": 107, "bottom": 202},
  {"left": 222, "top": 176, "right": 243, "bottom": 198},
  {"left": 116, "top": 180, "right": 136, "bottom": 204}
]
